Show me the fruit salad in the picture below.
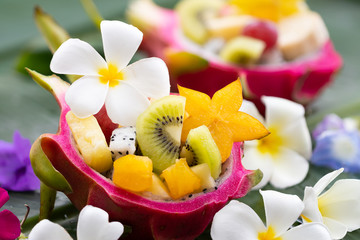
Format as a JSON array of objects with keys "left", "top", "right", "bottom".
[
  {"left": 29, "top": 69, "right": 268, "bottom": 239},
  {"left": 27, "top": 19, "right": 273, "bottom": 238},
  {"left": 64, "top": 78, "right": 268, "bottom": 201},
  {"left": 176, "top": 0, "right": 329, "bottom": 64},
  {"left": 127, "top": 0, "right": 342, "bottom": 109}
]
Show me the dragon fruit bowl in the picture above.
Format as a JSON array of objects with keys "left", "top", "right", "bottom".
[
  {"left": 127, "top": 0, "right": 343, "bottom": 109},
  {"left": 28, "top": 71, "right": 261, "bottom": 240}
]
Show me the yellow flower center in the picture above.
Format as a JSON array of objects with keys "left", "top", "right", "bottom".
[
  {"left": 317, "top": 198, "right": 327, "bottom": 217},
  {"left": 98, "top": 63, "right": 124, "bottom": 87},
  {"left": 301, "top": 214, "right": 312, "bottom": 223},
  {"left": 257, "top": 126, "right": 283, "bottom": 156},
  {"left": 258, "top": 226, "right": 282, "bottom": 240}
]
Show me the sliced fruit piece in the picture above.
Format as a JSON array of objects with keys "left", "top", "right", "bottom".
[
  {"left": 109, "top": 126, "right": 137, "bottom": 161},
  {"left": 219, "top": 36, "right": 265, "bottom": 65},
  {"left": 66, "top": 111, "right": 112, "bottom": 173},
  {"left": 112, "top": 155, "right": 153, "bottom": 192},
  {"left": 145, "top": 173, "right": 171, "bottom": 200},
  {"left": 207, "top": 15, "right": 255, "bottom": 40},
  {"left": 229, "top": 0, "right": 306, "bottom": 22},
  {"left": 180, "top": 125, "right": 221, "bottom": 179},
  {"left": 161, "top": 158, "right": 201, "bottom": 199},
  {"left": 242, "top": 20, "right": 278, "bottom": 51},
  {"left": 278, "top": 11, "right": 329, "bottom": 60},
  {"left": 136, "top": 95, "right": 186, "bottom": 173},
  {"left": 176, "top": 0, "right": 224, "bottom": 44},
  {"left": 179, "top": 79, "right": 269, "bottom": 162},
  {"left": 190, "top": 163, "right": 216, "bottom": 190}
]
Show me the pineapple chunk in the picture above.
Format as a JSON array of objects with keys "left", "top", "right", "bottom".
[
  {"left": 278, "top": 11, "right": 329, "bottom": 60},
  {"left": 161, "top": 158, "right": 201, "bottom": 199},
  {"left": 207, "top": 15, "right": 255, "bottom": 40},
  {"left": 191, "top": 163, "right": 216, "bottom": 191},
  {"left": 113, "top": 155, "right": 153, "bottom": 192},
  {"left": 66, "top": 111, "right": 112, "bottom": 173},
  {"left": 145, "top": 173, "right": 171, "bottom": 200}
]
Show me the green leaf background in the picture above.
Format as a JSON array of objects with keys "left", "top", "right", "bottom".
[{"left": 1, "top": 0, "right": 360, "bottom": 239}]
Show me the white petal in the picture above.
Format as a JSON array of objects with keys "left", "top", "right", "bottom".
[
  {"left": 65, "top": 76, "right": 108, "bottom": 118},
  {"left": 123, "top": 58, "right": 170, "bottom": 99},
  {"left": 28, "top": 219, "right": 73, "bottom": 240},
  {"left": 242, "top": 146, "right": 273, "bottom": 189},
  {"left": 262, "top": 96, "right": 305, "bottom": 128},
  {"left": 318, "top": 179, "right": 360, "bottom": 231},
  {"left": 302, "top": 187, "right": 323, "bottom": 223},
  {"left": 239, "top": 100, "right": 265, "bottom": 124},
  {"left": 105, "top": 82, "right": 150, "bottom": 126},
  {"left": 97, "top": 222, "right": 124, "bottom": 240},
  {"left": 313, "top": 168, "right": 344, "bottom": 196},
  {"left": 77, "top": 205, "right": 123, "bottom": 240},
  {"left": 280, "top": 118, "right": 312, "bottom": 159},
  {"left": 211, "top": 200, "right": 266, "bottom": 240},
  {"left": 323, "top": 217, "right": 348, "bottom": 240},
  {"left": 269, "top": 147, "right": 309, "bottom": 188},
  {"left": 50, "top": 39, "right": 107, "bottom": 75},
  {"left": 261, "top": 190, "right": 304, "bottom": 236},
  {"left": 101, "top": 20, "right": 143, "bottom": 70},
  {"left": 282, "top": 223, "right": 331, "bottom": 240}
]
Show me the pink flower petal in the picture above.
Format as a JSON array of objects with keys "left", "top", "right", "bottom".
[
  {"left": 0, "top": 210, "right": 21, "bottom": 240},
  {"left": 0, "top": 188, "right": 9, "bottom": 207}
]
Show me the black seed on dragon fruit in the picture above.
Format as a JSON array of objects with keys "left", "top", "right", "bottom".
[{"left": 109, "top": 127, "right": 137, "bottom": 161}]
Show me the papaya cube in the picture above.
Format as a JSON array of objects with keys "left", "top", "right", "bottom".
[
  {"left": 161, "top": 158, "right": 201, "bottom": 199},
  {"left": 113, "top": 155, "right": 153, "bottom": 192}
]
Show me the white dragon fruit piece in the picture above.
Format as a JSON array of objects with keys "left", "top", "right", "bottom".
[{"left": 109, "top": 127, "right": 136, "bottom": 161}]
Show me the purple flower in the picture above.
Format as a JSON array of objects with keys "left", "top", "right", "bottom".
[
  {"left": 0, "top": 131, "right": 40, "bottom": 191},
  {"left": 311, "top": 130, "right": 360, "bottom": 173},
  {"left": 0, "top": 187, "right": 21, "bottom": 240},
  {"left": 312, "top": 114, "right": 345, "bottom": 139}
]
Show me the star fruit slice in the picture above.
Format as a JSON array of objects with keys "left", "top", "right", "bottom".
[{"left": 179, "top": 79, "right": 269, "bottom": 162}]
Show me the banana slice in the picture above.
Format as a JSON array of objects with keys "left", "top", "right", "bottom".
[
  {"left": 207, "top": 15, "right": 255, "bottom": 40},
  {"left": 278, "top": 11, "right": 329, "bottom": 61}
]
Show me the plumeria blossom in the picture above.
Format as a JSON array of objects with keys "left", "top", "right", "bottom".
[
  {"left": 312, "top": 114, "right": 346, "bottom": 139},
  {"left": 211, "top": 190, "right": 331, "bottom": 240},
  {"left": 240, "top": 97, "right": 311, "bottom": 189},
  {"left": 28, "top": 205, "right": 124, "bottom": 240},
  {"left": 50, "top": 20, "right": 170, "bottom": 126},
  {"left": 0, "top": 187, "right": 21, "bottom": 240},
  {"left": 312, "top": 114, "right": 359, "bottom": 139},
  {"left": 311, "top": 114, "right": 360, "bottom": 173},
  {"left": 0, "top": 131, "right": 40, "bottom": 191},
  {"left": 302, "top": 168, "right": 360, "bottom": 239},
  {"left": 311, "top": 130, "right": 360, "bottom": 173}
]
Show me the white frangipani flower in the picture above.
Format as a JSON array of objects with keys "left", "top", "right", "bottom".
[
  {"left": 50, "top": 20, "right": 170, "bottom": 126},
  {"left": 302, "top": 168, "right": 360, "bottom": 239},
  {"left": 240, "top": 97, "right": 311, "bottom": 189},
  {"left": 211, "top": 190, "right": 331, "bottom": 240},
  {"left": 28, "top": 205, "right": 124, "bottom": 240}
]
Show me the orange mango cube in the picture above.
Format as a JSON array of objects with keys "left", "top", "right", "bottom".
[
  {"left": 113, "top": 155, "right": 153, "bottom": 192},
  {"left": 161, "top": 159, "right": 201, "bottom": 199}
]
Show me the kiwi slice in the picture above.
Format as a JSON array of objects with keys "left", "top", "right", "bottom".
[
  {"left": 180, "top": 125, "right": 221, "bottom": 179},
  {"left": 219, "top": 36, "right": 265, "bottom": 65},
  {"left": 176, "top": 0, "right": 224, "bottom": 44},
  {"left": 136, "top": 95, "right": 186, "bottom": 173}
]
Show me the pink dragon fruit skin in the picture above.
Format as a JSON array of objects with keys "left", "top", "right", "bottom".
[
  {"left": 29, "top": 70, "right": 260, "bottom": 240},
  {"left": 130, "top": 3, "right": 343, "bottom": 111}
]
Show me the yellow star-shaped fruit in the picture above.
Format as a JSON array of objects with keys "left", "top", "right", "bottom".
[{"left": 179, "top": 79, "right": 269, "bottom": 162}]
